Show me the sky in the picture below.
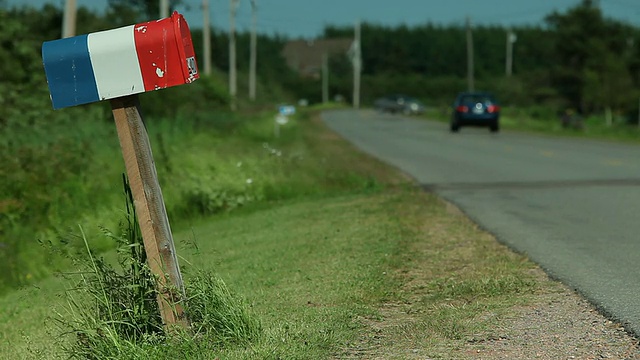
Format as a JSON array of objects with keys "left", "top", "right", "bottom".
[{"left": 7, "top": 0, "right": 640, "bottom": 38}]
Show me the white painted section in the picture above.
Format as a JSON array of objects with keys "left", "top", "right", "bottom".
[
  {"left": 88, "top": 25, "right": 145, "bottom": 100},
  {"left": 135, "top": 25, "right": 148, "bottom": 34}
]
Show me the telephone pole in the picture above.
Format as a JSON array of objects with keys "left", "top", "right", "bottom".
[
  {"left": 160, "top": 0, "right": 169, "bottom": 18},
  {"left": 322, "top": 53, "right": 329, "bottom": 103},
  {"left": 466, "top": 16, "right": 475, "bottom": 92},
  {"left": 229, "top": 0, "right": 239, "bottom": 110},
  {"left": 61, "top": 0, "right": 76, "bottom": 38},
  {"left": 352, "top": 20, "right": 362, "bottom": 109},
  {"left": 249, "top": 0, "right": 258, "bottom": 101},
  {"left": 506, "top": 29, "right": 516, "bottom": 77},
  {"left": 203, "top": 0, "right": 212, "bottom": 75}
]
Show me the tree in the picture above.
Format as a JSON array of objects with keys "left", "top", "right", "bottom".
[{"left": 546, "top": 0, "right": 636, "bottom": 115}]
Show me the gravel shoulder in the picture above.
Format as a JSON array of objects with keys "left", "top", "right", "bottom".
[{"left": 458, "top": 286, "right": 640, "bottom": 359}]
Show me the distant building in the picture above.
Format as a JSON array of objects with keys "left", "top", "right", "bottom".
[{"left": 282, "top": 38, "right": 352, "bottom": 78}]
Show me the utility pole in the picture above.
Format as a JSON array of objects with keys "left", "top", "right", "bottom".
[
  {"left": 203, "top": 0, "right": 212, "bottom": 76},
  {"left": 506, "top": 29, "right": 516, "bottom": 77},
  {"left": 61, "top": 0, "right": 77, "bottom": 38},
  {"left": 249, "top": 0, "right": 257, "bottom": 101},
  {"left": 466, "top": 16, "right": 474, "bottom": 92},
  {"left": 352, "top": 20, "right": 362, "bottom": 109},
  {"left": 229, "top": 0, "right": 239, "bottom": 110},
  {"left": 160, "top": 0, "right": 169, "bottom": 18},
  {"left": 322, "top": 52, "right": 329, "bottom": 103}
]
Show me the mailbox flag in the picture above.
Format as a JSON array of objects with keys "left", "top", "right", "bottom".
[{"left": 43, "top": 11, "right": 198, "bottom": 109}]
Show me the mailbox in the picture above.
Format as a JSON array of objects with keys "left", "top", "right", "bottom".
[{"left": 42, "top": 11, "right": 199, "bottom": 109}]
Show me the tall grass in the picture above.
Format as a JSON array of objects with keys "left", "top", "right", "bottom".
[
  {"left": 56, "top": 179, "right": 260, "bottom": 359},
  {"left": 0, "top": 74, "right": 279, "bottom": 293},
  {"left": 0, "top": 78, "right": 381, "bottom": 295}
]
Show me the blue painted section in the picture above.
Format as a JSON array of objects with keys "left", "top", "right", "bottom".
[{"left": 42, "top": 35, "right": 99, "bottom": 109}]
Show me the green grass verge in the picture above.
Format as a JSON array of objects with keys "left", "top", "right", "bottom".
[
  {"left": 0, "top": 109, "right": 546, "bottom": 359},
  {"left": 0, "top": 186, "right": 543, "bottom": 359}
]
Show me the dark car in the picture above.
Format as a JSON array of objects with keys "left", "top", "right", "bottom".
[
  {"left": 451, "top": 92, "right": 500, "bottom": 133},
  {"left": 374, "top": 94, "right": 425, "bottom": 115}
]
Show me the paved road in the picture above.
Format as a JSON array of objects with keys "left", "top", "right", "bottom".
[{"left": 322, "top": 109, "right": 640, "bottom": 336}]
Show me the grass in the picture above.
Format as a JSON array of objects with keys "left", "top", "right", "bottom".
[
  {"left": 0, "top": 108, "right": 548, "bottom": 359},
  {"left": 0, "top": 185, "right": 543, "bottom": 359}
]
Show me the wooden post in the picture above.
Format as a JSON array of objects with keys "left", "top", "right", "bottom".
[
  {"left": 249, "top": 0, "right": 258, "bottom": 101},
  {"left": 353, "top": 19, "right": 361, "bottom": 109},
  {"left": 466, "top": 16, "right": 475, "bottom": 92},
  {"left": 322, "top": 52, "right": 329, "bottom": 103},
  {"left": 62, "top": 0, "right": 77, "bottom": 38},
  {"left": 111, "top": 95, "right": 187, "bottom": 329},
  {"left": 229, "top": 0, "right": 239, "bottom": 111},
  {"left": 203, "top": 0, "right": 212, "bottom": 76},
  {"left": 160, "top": 0, "right": 169, "bottom": 19},
  {"left": 506, "top": 29, "right": 513, "bottom": 77}
]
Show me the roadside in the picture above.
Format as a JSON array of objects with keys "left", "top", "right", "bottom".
[
  {"left": 340, "top": 196, "right": 640, "bottom": 359},
  {"left": 322, "top": 110, "right": 640, "bottom": 359}
]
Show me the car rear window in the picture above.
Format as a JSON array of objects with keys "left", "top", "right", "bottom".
[{"left": 460, "top": 95, "right": 494, "bottom": 104}]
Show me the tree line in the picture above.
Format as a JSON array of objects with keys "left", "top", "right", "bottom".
[
  {"left": 2, "top": 0, "right": 639, "bottom": 116},
  {"left": 321, "top": 0, "right": 640, "bottom": 120}
]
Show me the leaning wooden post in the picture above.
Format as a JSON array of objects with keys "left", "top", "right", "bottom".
[
  {"left": 42, "top": 11, "right": 199, "bottom": 330},
  {"left": 111, "top": 94, "right": 186, "bottom": 327}
]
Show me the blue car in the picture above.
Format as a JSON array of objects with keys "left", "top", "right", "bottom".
[{"left": 450, "top": 92, "right": 500, "bottom": 133}]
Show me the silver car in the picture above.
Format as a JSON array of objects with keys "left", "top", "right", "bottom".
[{"left": 374, "top": 94, "right": 425, "bottom": 115}]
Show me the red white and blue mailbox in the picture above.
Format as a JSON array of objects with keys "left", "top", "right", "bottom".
[{"left": 42, "top": 11, "right": 198, "bottom": 109}]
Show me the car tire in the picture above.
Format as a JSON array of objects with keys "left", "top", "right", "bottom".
[
  {"left": 450, "top": 123, "right": 460, "bottom": 132},
  {"left": 490, "top": 121, "right": 499, "bottom": 133}
]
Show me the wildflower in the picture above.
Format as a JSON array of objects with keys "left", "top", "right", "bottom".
[{"left": 246, "top": 178, "right": 253, "bottom": 184}]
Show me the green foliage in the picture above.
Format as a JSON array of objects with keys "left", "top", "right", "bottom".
[
  {"left": 546, "top": 0, "right": 639, "bottom": 113},
  {"left": 139, "top": 74, "right": 230, "bottom": 119}
]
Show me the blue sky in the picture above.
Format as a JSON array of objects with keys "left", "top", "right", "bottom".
[{"left": 8, "top": 0, "right": 640, "bottom": 38}]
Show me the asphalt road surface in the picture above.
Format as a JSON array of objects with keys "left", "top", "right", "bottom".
[{"left": 322, "top": 109, "right": 640, "bottom": 336}]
